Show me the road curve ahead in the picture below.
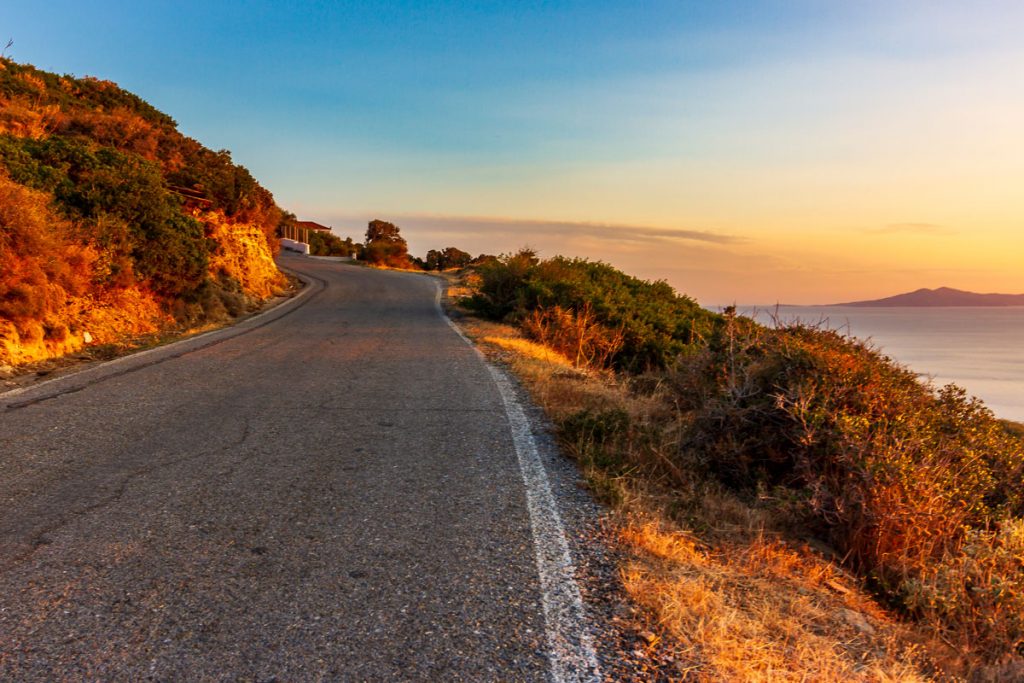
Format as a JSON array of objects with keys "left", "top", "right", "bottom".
[{"left": 0, "top": 254, "right": 598, "bottom": 681}]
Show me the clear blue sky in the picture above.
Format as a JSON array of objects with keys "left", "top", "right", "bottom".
[{"left": 4, "top": 1, "right": 1022, "bottom": 303}]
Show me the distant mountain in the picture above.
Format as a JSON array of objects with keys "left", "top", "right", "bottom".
[{"left": 834, "top": 287, "right": 1024, "bottom": 307}]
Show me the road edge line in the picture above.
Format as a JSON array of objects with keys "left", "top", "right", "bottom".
[{"left": 432, "top": 283, "right": 602, "bottom": 683}]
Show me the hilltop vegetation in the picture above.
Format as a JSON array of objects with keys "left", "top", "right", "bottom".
[
  {"left": 0, "top": 57, "right": 286, "bottom": 366},
  {"left": 459, "top": 251, "right": 1024, "bottom": 678}
]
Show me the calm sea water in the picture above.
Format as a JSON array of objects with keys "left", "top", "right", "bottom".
[{"left": 732, "top": 306, "right": 1024, "bottom": 423}]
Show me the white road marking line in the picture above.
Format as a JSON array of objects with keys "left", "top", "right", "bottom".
[{"left": 433, "top": 283, "right": 602, "bottom": 683}]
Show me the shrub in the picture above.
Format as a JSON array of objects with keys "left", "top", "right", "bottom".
[
  {"left": 469, "top": 250, "right": 719, "bottom": 370},
  {"left": 0, "top": 173, "right": 96, "bottom": 335},
  {"left": 463, "top": 250, "right": 1024, "bottom": 663},
  {"left": 902, "top": 520, "right": 1024, "bottom": 657},
  {"left": 0, "top": 137, "right": 211, "bottom": 297},
  {"left": 307, "top": 229, "right": 360, "bottom": 257},
  {"left": 425, "top": 246, "right": 472, "bottom": 270},
  {"left": 522, "top": 303, "right": 624, "bottom": 369},
  {"left": 469, "top": 248, "right": 539, "bottom": 318},
  {"left": 562, "top": 408, "right": 633, "bottom": 471}
]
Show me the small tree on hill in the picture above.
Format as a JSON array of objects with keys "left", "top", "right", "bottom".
[
  {"left": 363, "top": 219, "right": 410, "bottom": 267},
  {"left": 365, "top": 219, "right": 403, "bottom": 244}
]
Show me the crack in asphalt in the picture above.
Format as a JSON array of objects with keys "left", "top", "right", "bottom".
[
  {"left": 2, "top": 418, "right": 257, "bottom": 573},
  {"left": 215, "top": 417, "right": 267, "bottom": 485}
]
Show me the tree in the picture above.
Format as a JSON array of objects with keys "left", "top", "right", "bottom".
[
  {"left": 471, "top": 253, "right": 499, "bottom": 267},
  {"left": 424, "top": 249, "right": 443, "bottom": 270},
  {"left": 441, "top": 246, "right": 471, "bottom": 269},
  {"left": 365, "top": 219, "right": 404, "bottom": 244},
  {"left": 307, "top": 231, "right": 362, "bottom": 257},
  {"left": 423, "top": 246, "right": 472, "bottom": 270},
  {"left": 340, "top": 236, "right": 362, "bottom": 259},
  {"left": 363, "top": 219, "right": 410, "bottom": 267}
]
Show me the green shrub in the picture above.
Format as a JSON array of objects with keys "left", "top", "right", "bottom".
[
  {"left": 425, "top": 246, "right": 472, "bottom": 270},
  {"left": 307, "top": 230, "right": 360, "bottom": 257},
  {"left": 469, "top": 250, "right": 719, "bottom": 370},
  {"left": 1, "top": 58, "right": 175, "bottom": 128},
  {"left": 902, "top": 520, "right": 1024, "bottom": 657},
  {"left": 562, "top": 408, "right": 632, "bottom": 468},
  {"left": 465, "top": 247, "right": 1024, "bottom": 661},
  {"left": 0, "top": 135, "right": 209, "bottom": 296}
]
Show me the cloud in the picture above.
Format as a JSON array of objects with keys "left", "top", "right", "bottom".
[
  {"left": 867, "top": 223, "right": 955, "bottom": 236},
  {"left": 380, "top": 214, "right": 743, "bottom": 246}
]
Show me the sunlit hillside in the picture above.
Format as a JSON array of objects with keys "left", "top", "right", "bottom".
[{"left": 0, "top": 58, "right": 286, "bottom": 366}]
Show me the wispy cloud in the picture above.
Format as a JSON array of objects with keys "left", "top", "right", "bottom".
[
  {"left": 382, "top": 214, "right": 743, "bottom": 246},
  {"left": 866, "top": 223, "right": 956, "bottom": 236}
]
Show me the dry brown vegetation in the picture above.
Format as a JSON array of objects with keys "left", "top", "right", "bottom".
[
  {"left": 0, "top": 173, "right": 166, "bottom": 364},
  {"left": 445, "top": 265, "right": 1024, "bottom": 681}
]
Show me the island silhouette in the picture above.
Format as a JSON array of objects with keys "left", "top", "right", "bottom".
[{"left": 833, "top": 287, "right": 1024, "bottom": 307}]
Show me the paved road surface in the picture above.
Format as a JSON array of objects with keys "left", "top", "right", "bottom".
[{"left": 0, "top": 255, "right": 598, "bottom": 681}]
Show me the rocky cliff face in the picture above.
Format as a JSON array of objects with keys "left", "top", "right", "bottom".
[{"left": 202, "top": 210, "right": 286, "bottom": 301}]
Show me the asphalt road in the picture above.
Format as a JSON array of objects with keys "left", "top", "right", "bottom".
[{"left": 0, "top": 255, "right": 599, "bottom": 681}]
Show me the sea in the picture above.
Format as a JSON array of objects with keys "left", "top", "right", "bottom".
[{"left": 729, "top": 306, "right": 1024, "bottom": 423}]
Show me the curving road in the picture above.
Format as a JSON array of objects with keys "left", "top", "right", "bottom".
[{"left": 0, "top": 254, "right": 599, "bottom": 681}]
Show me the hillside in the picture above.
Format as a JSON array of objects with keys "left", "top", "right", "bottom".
[
  {"left": 0, "top": 58, "right": 286, "bottom": 367},
  {"left": 453, "top": 252, "right": 1024, "bottom": 679},
  {"left": 835, "top": 287, "right": 1024, "bottom": 307}
]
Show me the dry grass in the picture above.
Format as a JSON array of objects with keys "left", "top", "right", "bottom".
[
  {"left": 618, "top": 517, "right": 934, "bottom": 681},
  {"left": 481, "top": 335, "right": 577, "bottom": 368},
  {"left": 446, "top": 293, "right": 958, "bottom": 681}
]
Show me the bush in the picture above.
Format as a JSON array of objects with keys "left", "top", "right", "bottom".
[
  {"left": 362, "top": 219, "right": 411, "bottom": 268},
  {"left": 0, "top": 173, "right": 96, "bottom": 336},
  {"left": 522, "top": 303, "right": 624, "bottom": 369},
  {"left": 425, "top": 246, "right": 472, "bottom": 270},
  {"left": 562, "top": 408, "right": 633, "bottom": 471},
  {"left": 464, "top": 248, "right": 1024, "bottom": 662},
  {"left": 903, "top": 520, "right": 1024, "bottom": 657},
  {"left": 0, "top": 136, "right": 210, "bottom": 297},
  {"left": 469, "top": 250, "right": 719, "bottom": 370},
  {"left": 307, "top": 230, "right": 360, "bottom": 257}
]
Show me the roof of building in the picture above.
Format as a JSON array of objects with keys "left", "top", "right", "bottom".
[{"left": 295, "top": 220, "right": 333, "bottom": 233}]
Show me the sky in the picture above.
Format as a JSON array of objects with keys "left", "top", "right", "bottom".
[{"left": 3, "top": 1, "right": 1022, "bottom": 304}]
